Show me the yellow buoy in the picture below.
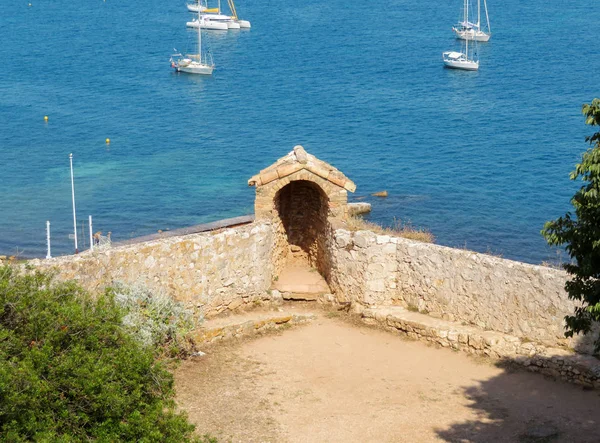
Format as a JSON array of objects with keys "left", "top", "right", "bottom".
[
  {"left": 44, "top": 115, "right": 48, "bottom": 121},
  {"left": 105, "top": 138, "right": 111, "bottom": 144}
]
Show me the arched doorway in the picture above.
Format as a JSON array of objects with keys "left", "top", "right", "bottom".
[
  {"left": 247, "top": 145, "right": 356, "bottom": 297},
  {"left": 274, "top": 180, "right": 329, "bottom": 272}
]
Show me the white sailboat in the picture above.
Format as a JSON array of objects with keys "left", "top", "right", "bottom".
[
  {"left": 452, "top": 0, "right": 491, "bottom": 42},
  {"left": 443, "top": 0, "right": 479, "bottom": 70},
  {"left": 171, "top": 16, "right": 214, "bottom": 75},
  {"left": 186, "top": 1, "right": 207, "bottom": 13},
  {"left": 187, "top": 0, "right": 251, "bottom": 29}
]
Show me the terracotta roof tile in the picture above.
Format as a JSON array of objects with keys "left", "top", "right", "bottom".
[{"left": 248, "top": 145, "right": 356, "bottom": 192}]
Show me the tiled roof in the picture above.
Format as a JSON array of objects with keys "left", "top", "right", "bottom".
[{"left": 248, "top": 145, "right": 356, "bottom": 192}]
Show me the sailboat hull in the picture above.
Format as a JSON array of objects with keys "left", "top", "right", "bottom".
[
  {"left": 454, "top": 29, "right": 491, "bottom": 42},
  {"left": 187, "top": 4, "right": 207, "bottom": 13},
  {"left": 176, "top": 64, "right": 214, "bottom": 75},
  {"left": 186, "top": 20, "right": 229, "bottom": 31},
  {"left": 443, "top": 59, "right": 479, "bottom": 71}
]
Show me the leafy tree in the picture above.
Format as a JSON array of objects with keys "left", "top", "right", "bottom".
[
  {"left": 542, "top": 99, "right": 600, "bottom": 351},
  {"left": 0, "top": 266, "right": 203, "bottom": 442}
]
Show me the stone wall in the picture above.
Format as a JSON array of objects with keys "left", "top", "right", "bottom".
[
  {"left": 329, "top": 229, "right": 595, "bottom": 353},
  {"left": 29, "top": 222, "right": 274, "bottom": 318},
  {"left": 24, "top": 213, "right": 595, "bottom": 355}
]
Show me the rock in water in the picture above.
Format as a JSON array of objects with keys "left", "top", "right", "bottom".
[
  {"left": 348, "top": 202, "right": 372, "bottom": 215},
  {"left": 372, "top": 190, "right": 388, "bottom": 197}
]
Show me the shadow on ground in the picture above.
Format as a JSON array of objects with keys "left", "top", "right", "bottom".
[{"left": 436, "top": 357, "right": 600, "bottom": 443}]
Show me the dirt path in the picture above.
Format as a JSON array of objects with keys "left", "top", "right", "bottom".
[{"left": 175, "top": 315, "right": 600, "bottom": 442}]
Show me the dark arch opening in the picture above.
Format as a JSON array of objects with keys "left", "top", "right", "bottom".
[{"left": 274, "top": 180, "right": 330, "bottom": 272}]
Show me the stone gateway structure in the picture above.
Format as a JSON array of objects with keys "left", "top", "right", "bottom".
[
  {"left": 248, "top": 145, "right": 355, "bottom": 281},
  {"left": 29, "top": 145, "right": 600, "bottom": 388}
]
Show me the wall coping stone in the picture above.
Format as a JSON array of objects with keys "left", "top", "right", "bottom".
[{"left": 248, "top": 145, "right": 356, "bottom": 192}]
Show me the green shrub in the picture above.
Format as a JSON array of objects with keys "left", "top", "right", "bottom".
[
  {"left": 0, "top": 266, "right": 199, "bottom": 442},
  {"left": 110, "top": 281, "right": 201, "bottom": 356}
]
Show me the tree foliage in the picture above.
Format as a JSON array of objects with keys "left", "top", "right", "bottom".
[
  {"left": 542, "top": 99, "right": 600, "bottom": 351},
  {"left": 0, "top": 266, "right": 200, "bottom": 442}
]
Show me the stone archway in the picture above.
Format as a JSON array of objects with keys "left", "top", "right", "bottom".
[
  {"left": 248, "top": 145, "right": 356, "bottom": 294},
  {"left": 274, "top": 180, "right": 329, "bottom": 270}
]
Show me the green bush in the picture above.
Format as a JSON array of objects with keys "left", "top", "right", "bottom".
[
  {"left": 0, "top": 266, "right": 199, "bottom": 442},
  {"left": 110, "top": 281, "right": 201, "bottom": 355}
]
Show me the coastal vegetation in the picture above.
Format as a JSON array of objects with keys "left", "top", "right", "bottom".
[
  {"left": 542, "top": 99, "right": 600, "bottom": 351},
  {"left": 0, "top": 266, "right": 209, "bottom": 442},
  {"left": 346, "top": 215, "right": 435, "bottom": 243}
]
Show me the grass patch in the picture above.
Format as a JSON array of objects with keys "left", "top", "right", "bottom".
[{"left": 345, "top": 216, "right": 434, "bottom": 243}]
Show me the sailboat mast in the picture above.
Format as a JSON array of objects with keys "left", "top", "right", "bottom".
[
  {"left": 198, "top": 12, "right": 202, "bottom": 63},
  {"left": 483, "top": 0, "right": 491, "bottom": 32},
  {"left": 465, "top": 0, "right": 469, "bottom": 54},
  {"left": 477, "top": 0, "right": 481, "bottom": 28}
]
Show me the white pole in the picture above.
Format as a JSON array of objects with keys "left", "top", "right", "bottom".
[
  {"left": 465, "top": 0, "right": 469, "bottom": 55},
  {"left": 89, "top": 215, "right": 93, "bottom": 252},
  {"left": 46, "top": 220, "right": 51, "bottom": 259},
  {"left": 69, "top": 153, "right": 78, "bottom": 254}
]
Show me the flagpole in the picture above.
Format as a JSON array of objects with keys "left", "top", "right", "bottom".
[{"left": 69, "top": 153, "right": 78, "bottom": 254}]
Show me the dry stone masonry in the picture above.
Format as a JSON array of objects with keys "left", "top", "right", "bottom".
[
  {"left": 28, "top": 145, "right": 600, "bottom": 388},
  {"left": 328, "top": 229, "right": 596, "bottom": 353},
  {"left": 30, "top": 223, "right": 274, "bottom": 318}
]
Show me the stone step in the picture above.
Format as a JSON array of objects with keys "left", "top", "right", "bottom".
[
  {"left": 281, "top": 292, "right": 319, "bottom": 301},
  {"left": 361, "top": 305, "right": 600, "bottom": 389},
  {"left": 273, "top": 262, "right": 330, "bottom": 295},
  {"left": 189, "top": 310, "right": 316, "bottom": 345}
]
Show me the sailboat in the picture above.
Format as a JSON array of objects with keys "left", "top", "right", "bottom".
[
  {"left": 443, "top": 0, "right": 479, "bottom": 70},
  {"left": 452, "top": 0, "right": 491, "bottom": 42},
  {"left": 171, "top": 15, "right": 214, "bottom": 75},
  {"left": 187, "top": 0, "right": 251, "bottom": 29},
  {"left": 187, "top": 0, "right": 207, "bottom": 13}
]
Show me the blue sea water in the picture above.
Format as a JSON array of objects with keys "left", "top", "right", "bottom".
[{"left": 0, "top": 0, "right": 598, "bottom": 263}]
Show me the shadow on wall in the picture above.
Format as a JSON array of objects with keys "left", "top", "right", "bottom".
[
  {"left": 435, "top": 354, "right": 600, "bottom": 442},
  {"left": 275, "top": 180, "right": 330, "bottom": 271}
]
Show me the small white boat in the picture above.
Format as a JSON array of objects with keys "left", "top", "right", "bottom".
[
  {"left": 171, "top": 54, "right": 214, "bottom": 74},
  {"left": 186, "top": 18, "right": 229, "bottom": 31},
  {"left": 186, "top": 2, "right": 207, "bottom": 13},
  {"left": 171, "top": 17, "right": 214, "bottom": 75},
  {"left": 442, "top": 51, "right": 479, "bottom": 70},
  {"left": 452, "top": 0, "right": 491, "bottom": 42}
]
